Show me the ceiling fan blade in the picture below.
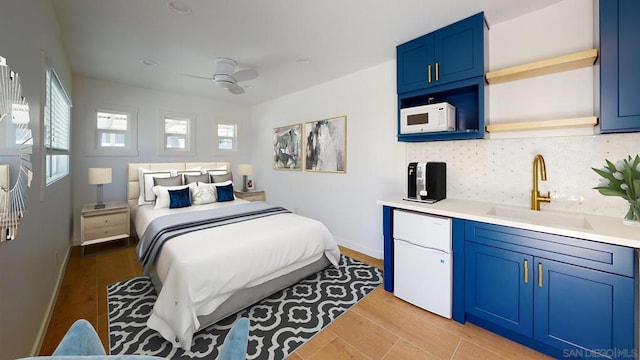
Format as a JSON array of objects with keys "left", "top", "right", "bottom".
[
  {"left": 180, "top": 73, "right": 213, "bottom": 80},
  {"left": 231, "top": 69, "right": 258, "bottom": 82},
  {"left": 227, "top": 83, "right": 245, "bottom": 95}
]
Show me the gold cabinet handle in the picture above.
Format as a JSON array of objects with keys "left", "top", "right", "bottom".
[
  {"left": 435, "top": 62, "right": 439, "bottom": 81},
  {"left": 538, "top": 263, "right": 543, "bottom": 287},
  {"left": 428, "top": 64, "right": 432, "bottom": 83},
  {"left": 524, "top": 260, "right": 529, "bottom": 283}
]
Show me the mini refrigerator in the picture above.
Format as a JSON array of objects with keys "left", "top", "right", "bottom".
[{"left": 393, "top": 209, "right": 452, "bottom": 318}]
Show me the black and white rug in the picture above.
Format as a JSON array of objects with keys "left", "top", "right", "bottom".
[{"left": 108, "top": 255, "right": 383, "bottom": 359}]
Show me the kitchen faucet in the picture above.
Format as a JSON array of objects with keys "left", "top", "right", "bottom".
[{"left": 531, "top": 154, "right": 551, "bottom": 211}]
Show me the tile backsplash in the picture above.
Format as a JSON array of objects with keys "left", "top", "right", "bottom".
[{"left": 406, "top": 133, "right": 640, "bottom": 218}]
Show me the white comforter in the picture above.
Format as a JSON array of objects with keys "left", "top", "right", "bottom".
[{"left": 134, "top": 201, "right": 341, "bottom": 349}]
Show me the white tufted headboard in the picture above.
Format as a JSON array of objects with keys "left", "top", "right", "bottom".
[{"left": 127, "top": 162, "right": 231, "bottom": 209}]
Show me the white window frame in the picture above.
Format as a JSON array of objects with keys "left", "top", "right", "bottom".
[
  {"left": 158, "top": 111, "right": 195, "bottom": 156},
  {"left": 86, "top": 103, "right": 138, "bottom": 156},
  {"left": 216, "top": 122, "right": 239, "bottom": 153},
  {"left": 44, "top": 66, "right": 72, "bottom": 186}
]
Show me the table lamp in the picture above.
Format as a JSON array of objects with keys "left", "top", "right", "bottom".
[
  {"left": 237, "top": 164, "right": 253, "bottom": 192},
  {"left": 88, "top": 168, "right": 112, "bottom": 209}
]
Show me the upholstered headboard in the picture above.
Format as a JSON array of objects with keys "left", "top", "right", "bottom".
[{"left": 127, "top": 162, "right": 231, "bottom": 209}]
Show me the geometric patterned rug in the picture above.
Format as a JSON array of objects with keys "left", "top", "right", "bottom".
[{"left": 108, "top": 255, "right": 383, "bottom": 359}]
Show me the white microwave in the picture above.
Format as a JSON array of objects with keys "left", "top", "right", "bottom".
[{"left": 400, "top": 102, "right": 456, "bottom": 134}]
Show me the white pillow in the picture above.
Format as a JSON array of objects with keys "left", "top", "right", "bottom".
[
  {"left": 138, "top": 168, "right": 172, "bottom": 205},
  {"left": 192, "top": 182, "right": 217, "bottom": 205},
  {"left": 153, "top": 184, "right": 194, "bottom": 209}
]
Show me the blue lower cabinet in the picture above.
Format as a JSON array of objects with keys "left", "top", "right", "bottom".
[
  {"left": 464, "top": 220, "right": 636, "bottom": 359},
  {"left": 465, "top": 242, "right": 533, "bottom": 337},
  {"left": 534, "top": 258, "right": 635, "bottom": 359}
]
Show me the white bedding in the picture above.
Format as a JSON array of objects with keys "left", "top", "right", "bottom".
[{"left": 134, "top": 201, "right": 341, "bottom": 349}]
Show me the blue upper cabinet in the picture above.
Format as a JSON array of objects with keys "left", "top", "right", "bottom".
[
  {"left": 397, "top": 13, "right": 486, "bottom": 94},
  {"left": 600, "top": 0, "right": 640, "bottom": 133},
  {"left": 396, "top": 13, "right": 487, "bottom": 142}
]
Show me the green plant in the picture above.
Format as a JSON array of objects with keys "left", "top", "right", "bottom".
[{"left": 592, "top": 154, "right": 640, "bottom": 223}]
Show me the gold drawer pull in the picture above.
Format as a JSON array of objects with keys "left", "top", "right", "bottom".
[
  {"left": 538, "top": 263, "right": 543, "bottom": 287},
  {"left": 524, "top": 260, "right": 528, "bottom": 283},
  {"left": 428, "top": 64, "right": 432, "bottom": 83},
  {"left": 435, "top": 62, "right": 439, "bottom": 81}
]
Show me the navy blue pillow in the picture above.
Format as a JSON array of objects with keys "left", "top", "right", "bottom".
[
  {"left": 216, "top": 183, "right": 235, "bottom": 202},
  {"left": 169, "top": 187, "right": 191, "bottom": 208}
]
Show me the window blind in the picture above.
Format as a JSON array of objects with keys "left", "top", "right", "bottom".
[{"left": 45, "top": 67, "right": 71, "bottom": 185}]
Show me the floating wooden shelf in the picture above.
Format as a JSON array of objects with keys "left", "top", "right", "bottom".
[
  {"left": 485, "top": 49, "right": 598, "bottom": 84},
  {"left": 485, "top": 116, "right": 598, "bottom": 133}
]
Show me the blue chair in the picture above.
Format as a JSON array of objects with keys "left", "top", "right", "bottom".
[{"left": 20, "top": 318, "right": 250, "bottom": 360}]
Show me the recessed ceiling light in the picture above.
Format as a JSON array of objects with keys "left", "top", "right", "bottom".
[
  {"left": 141, "top": 59, "right": 159, "bottom": 67},
  {"left": 297, "top": 58, "right": 312, "bottom": 64},
  {"left": 168, "top": 0, "right": 191, "bottom": 15}
]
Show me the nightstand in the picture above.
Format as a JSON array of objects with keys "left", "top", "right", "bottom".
[
  {"left": 234, "top": 189, "right": 266, "bottom": 202},
  {"left": 80, "top": 201, "right": 130, "bottom": 256}
]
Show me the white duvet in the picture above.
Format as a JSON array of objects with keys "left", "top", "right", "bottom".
[{"left": 134, "top": 201, "right": 341, "bottom": 349}]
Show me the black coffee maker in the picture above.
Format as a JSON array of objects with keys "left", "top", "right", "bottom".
[{"left": 406, "top": 162, "right": 446, "bottom": 203}]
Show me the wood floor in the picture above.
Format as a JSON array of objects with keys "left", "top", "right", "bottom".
[{"left": 39, "top": 239, "right": 552, "bottom": 359}]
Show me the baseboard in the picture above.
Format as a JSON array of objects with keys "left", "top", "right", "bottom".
[
  {"left": 335, "top": 237, "right": 383, "bottom": 260},
  {"left": 31, "top": 246, "right": 71, "bottom": 356}
]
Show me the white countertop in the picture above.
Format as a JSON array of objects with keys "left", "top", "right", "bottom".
[{"left": 378, "top": 196, "right": 640, "bottom": 249}]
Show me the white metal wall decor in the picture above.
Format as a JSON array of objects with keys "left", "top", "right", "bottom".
[{"left": 0, "top": 55, "right": 33, "bottom": 242}]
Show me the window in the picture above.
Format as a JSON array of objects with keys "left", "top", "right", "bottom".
[
  {"left": 159, "top": 112, "right": 195, "bottom": 155},
  {"left": 217, "top": 123, "right": 237, "bottom": 151},
  {"left": 86, "top": 104, "right": 138, "bottom": 156},
  {"left": 44, "top": 67, "right": 71, "bottom": 186},
  {"left": 97, "top": 111, "right": 128, "bottom": 148}
]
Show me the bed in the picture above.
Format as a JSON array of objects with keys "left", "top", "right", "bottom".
[{"left": 127, "top": 162, "right": 341, "bottom": 350}]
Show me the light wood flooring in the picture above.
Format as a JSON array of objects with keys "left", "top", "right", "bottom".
[{"left": 39, "top": 239, "right": 552, "bottom": 359}]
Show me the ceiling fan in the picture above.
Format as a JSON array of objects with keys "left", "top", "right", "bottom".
[{"left": 182, "top": 57, "right": 258, "bottom": 95}]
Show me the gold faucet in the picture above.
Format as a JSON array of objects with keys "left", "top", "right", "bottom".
[{"left": 531, "top": 154, "right": 551, "bottom": 211}]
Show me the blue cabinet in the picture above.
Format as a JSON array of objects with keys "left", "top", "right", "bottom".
[
  {"left": 465, "top": 242, "right": 533, "bottom": 337},
  {"left": 396, "top": 12, "right": 487, "bottom": 142},
  {"left": 600, "top": 0, "right": 640, "bottom": 133},
  {"left": 397, "top": 13, "right": 486, "bottom": 94},
  {"left": 464, "top": 221, "right": 635, "bottom": 359},
  {"left": 534, "top": 258, "right": 634, "bottom": 357}
]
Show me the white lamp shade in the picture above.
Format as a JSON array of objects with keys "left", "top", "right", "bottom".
[
  {"left": 238, "top": 164, "right": 253, "bottom": 176},
  {"left": 88, "top": 168, "right": 112, "bottom": 185}
]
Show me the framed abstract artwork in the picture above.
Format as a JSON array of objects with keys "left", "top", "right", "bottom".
[
  {"left": 304, "top": 115, "right": 346, "bottom": 173},
  {"left": 272, "top": 123, "right": 302, "bottom": 170}
]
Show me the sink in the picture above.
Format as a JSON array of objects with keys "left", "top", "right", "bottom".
[{"left": 486, "top": 205, "right": 592, "bottom": 230}]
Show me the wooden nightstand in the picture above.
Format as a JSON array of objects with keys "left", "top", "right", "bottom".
[
  {"left": 234, "top": 189, "right": 266, "bottom": 202},
  {"left": 80, "top": 201, "right": 130, "bottom": 256}
]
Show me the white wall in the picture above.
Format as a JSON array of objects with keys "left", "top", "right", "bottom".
[
  {"left": 70, "top": 77, "right": 252, "bottom": 243},
  {"left": 250, "top": 62, "right": 405, "bottom": 258},
  {"left": 0, "top": 1, "right": 73, "bottom": 358},
  {"left": 250, "top": 0, "right": 640, "bottom": 260}
]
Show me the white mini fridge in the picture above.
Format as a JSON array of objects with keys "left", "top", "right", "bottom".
[{"left": 393, "top": 209, "right": 452, "bottom": 318}]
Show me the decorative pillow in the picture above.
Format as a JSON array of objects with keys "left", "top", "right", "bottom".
[
  {"left": 138, "top": 168, "right": 172, "bottom": 205},
  {"left": 169, "top": 187, "right": 192, "bottom": 209},
  {"left": 192, "top": 183, "right": 217, "bottom": 205},
  {"left": 210, "top": 172, "right": 233, "bottom": 183},
  {"left": 154, "top": 175, "right": 182, "bottom": 187},
  {"left": 153, "top": 185, "right": 192, "bottom": 209},
  {"left": 184, "top": 173, "right": 210, "bottom": 184},
  {"left": 178, "top": 170, "right": 203, "bottom": 184},
  {"left": 215, "top": 183, "right": 235, "bottom": 202}
]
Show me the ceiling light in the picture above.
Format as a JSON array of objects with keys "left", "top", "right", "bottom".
[
  {"left": 297, "top": 58, "right": 312, "bottom": 64},
  {"left": 141, "top": 59, "right": 159, "bottom": 67},
  {"left": 167, "top": 0, "right": 191, "bottom": 15}
]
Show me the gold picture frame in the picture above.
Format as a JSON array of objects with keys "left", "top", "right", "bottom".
[
  {"left": 304, "top": 115, "right": 346, "bottom": 173},
  {"left": 272, "top": 123, "right": 302, "bottom": 170}
]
